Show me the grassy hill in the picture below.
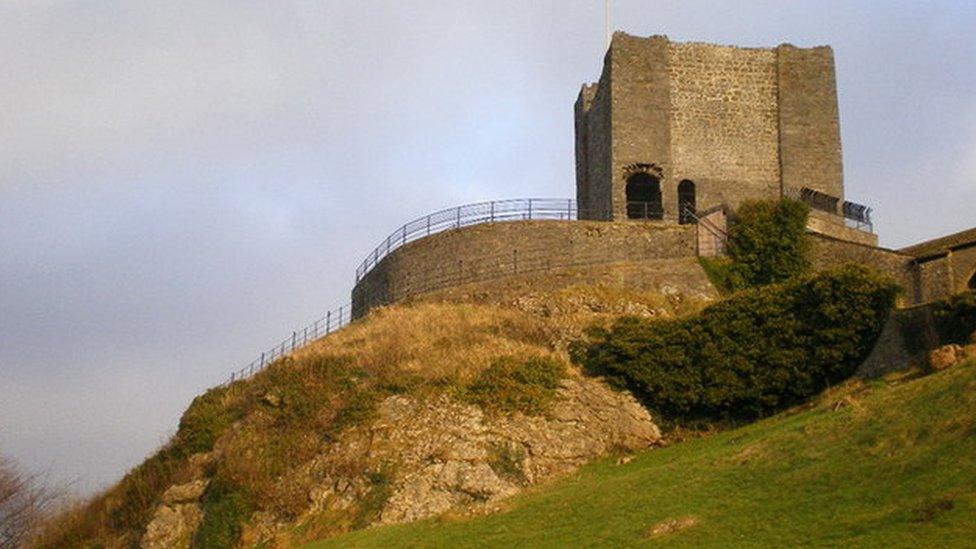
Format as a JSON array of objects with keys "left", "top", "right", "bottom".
[{"left": 309, "top": 359, "right": 976, "bottom": 548}]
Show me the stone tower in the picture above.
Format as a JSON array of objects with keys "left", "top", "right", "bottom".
[{"left": 574, "top": 33, "right": 844, "bottom": 222}]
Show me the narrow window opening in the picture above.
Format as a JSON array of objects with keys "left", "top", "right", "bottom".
[
  {"left": 968, "top": 271, "right": 976, "bottom": 290},
  {"left": 625, "top": 173, "right": 662, "bottom": 220},
  {"left": 678, "top": 179, "right": 696, "bottom": 224}
]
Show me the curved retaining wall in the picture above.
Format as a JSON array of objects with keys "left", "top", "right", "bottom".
[{"left": 352, "top": 220, "right": 697, "bottom": 317}]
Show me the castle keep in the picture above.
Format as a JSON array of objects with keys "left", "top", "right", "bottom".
[
  {"left": 348, "top": 33, "right": 976, "bottom": 319},
  {"left": 574, "top": 34, "right": 843, "bottom": 223}
]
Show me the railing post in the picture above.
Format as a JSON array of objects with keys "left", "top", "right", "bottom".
[
  {"left": 528, "top": 199, "right": 532, "bottom": 220},
  {"left": 402, "top": 225, "right": 407, "bottom": 245},
  {"left": 456, "top": 206, "right": 461, "bottom": 228},
  {"left": 339, "top": 305, "right": 344, "bottom": 326},
  {"left": 568, "top": 198, "right": 572, "bottom": 220},
  {"left": 292, "top": 331, "right": 297, "bottom": 351},
  {"left": 327, "top": 310, "right": 331, "bottom": 333},
  {"left": 490, "top": 201, "right": 495, "bottom": 222},
  {"left": 426, "top": 214, "right": 431, "bottom": 236}
]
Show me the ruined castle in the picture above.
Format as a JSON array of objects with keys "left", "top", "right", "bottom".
[{"left": 350, "top": 33, "right": 976, "bottom": 318}]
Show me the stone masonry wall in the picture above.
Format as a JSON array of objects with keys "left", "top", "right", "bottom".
[
  {"left": 808, "top": 234, "right": 918, "bottom": 306},
  {"left": 776, "top": 45, "right": 844, "bottom": 201},
  {"left": 352, "top": 220, "right": 697, "bottom": 317},
  {"left": 609, "top": 34, "right": 672, "bottom": 220},
  {"left": 579, "top": 59, "right": 614, "bottom": 220},
  {"left": 950, "top": 245, "right": 976, "bottom": 292},
  {"left": 915, "top": 256, "right": 955, "bottom": 305},
  {"left": 574, "top": 34, "right": 846, "bottom": 224},
  {"left": 668, "top": 41, "right": 781, "bottom": 212},
  {"left": 806, "top": 210, "right": 877, "bottom": 247}
]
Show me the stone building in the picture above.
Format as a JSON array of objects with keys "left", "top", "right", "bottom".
[
  {"left": 574, "top": 33, "right": 867, "bottom": 244},
  {"left": 350, "top": 33, "right": 975, "bottom": 318}
]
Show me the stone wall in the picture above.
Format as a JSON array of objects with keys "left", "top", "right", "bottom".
[
  {"left": 609, "top": 34, "right": 673, "bottom": 220},
  {"left": 776, "top": 45, "right": 845, "bottom": 202},
  {"left": 915, "top": 256, "right": 955, "bottom": 305},
  {"left": 574, "top": 33, "right": 845, "bottom": 224},
  {"left": 806, "top": 210, "right": 877, "bottom": 247},
  {"left": 808, "top": 234, "right": 917, "bottom": 305},
  {"left": 407, "top": 257, "right": 718, "bottom": 309},
  {"left": 577, "top": 59, "right": 614, "bottom": 220},
  {"left": 352, "top": 220, "right": 697, "bottom": 317},
  {"left": 950, "top": 244, "right": 976, "bottom": 292},
  {"left": 668, "top": 41, "right": 781, "bottom": 211},
  {"left": 856, "top": 304, "right": 940, "bottom": 378}
]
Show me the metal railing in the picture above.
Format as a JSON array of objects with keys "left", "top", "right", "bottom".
[
  {"left": 223, "top": 303, "right": 351, "bottom": 385},
  {"left": 355, "top": 198, "right": 597, "bottom": 282},
  {"left": 625, "top": 201, "right": 664, "bottom": 220},
  {"left": 784, "top": 186, "right": 874, "bottom": 233}
]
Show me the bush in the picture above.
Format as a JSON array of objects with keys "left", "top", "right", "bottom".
[
  {"left": 934, "top": 290, "right": 976, "bottom": 345},
  {"left": 464, "top": 357, "right": 565, "bottom": 415},
  {"left": 725, "top": 198, "right": 811, "bottom": 289},
  {"left": 193, "top": 478, "right": 254, "bottom": 548},
  {"left": 575, "top": 265, "right": 898, "bottom": 420}
]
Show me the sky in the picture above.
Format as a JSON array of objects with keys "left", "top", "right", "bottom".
[{"left": 1, "top": 1, "right": 974, "bottom": 494}]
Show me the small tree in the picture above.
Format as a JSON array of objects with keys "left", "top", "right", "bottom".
[
  {"left": 0, "top": 454, "right": 58, "bottom": 548},
  {"left": 727, "top": 198, "right": 811, "bottom": 288}
]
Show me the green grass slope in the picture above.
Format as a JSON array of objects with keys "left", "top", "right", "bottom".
[{"left": 310, "top": 360, "right": 976, "bottom": 548}]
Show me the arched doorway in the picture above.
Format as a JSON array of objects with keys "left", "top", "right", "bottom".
[
  {"left": 678, "top": 179, "right": 696, "bottom": 224},
  {"left": 968, "top": 270, "right": 976, "bottom": 290},
  {"left": 625, "top": 173, "right": 662, "bottom": 220}
]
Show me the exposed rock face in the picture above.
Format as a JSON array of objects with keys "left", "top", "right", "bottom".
[
  {"left": 143, "top": 371, "right": 659, "bottom": 546},
  {"left": 140, "top": 481, "right": 208, "bottom": 549},
  {"left": 245, "top": 372, "right": 660, "bottom": 542},
  {"left": 928, "top": 343, "right": 976, "bottom": 372}
]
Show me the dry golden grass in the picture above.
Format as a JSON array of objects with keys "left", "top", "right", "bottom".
[{"left": 32, "top": 285, "right": 707, "bottom": 547}]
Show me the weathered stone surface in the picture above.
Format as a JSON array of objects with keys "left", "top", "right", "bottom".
[
  {"left": 929, "top": 344, "right": 964, "bottom": 372},
  {"left": 244, "top": 371, "right": 660, "bottom": 543},
  {"left": 140, "top": 503, "right": 203, "bottom": 549},
  {"left": 576, "top": 33, "right": 842, "bottom": 221},
  {"left": 352, "top": 220, "right": 698, "bottom": 317},
  {"left": 160, "top": 480, "right": 208, "bottom": 505}
]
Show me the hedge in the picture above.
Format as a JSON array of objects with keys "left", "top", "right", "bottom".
[{"left": 574, "top": 265, "right": 899, "bottom": 420}]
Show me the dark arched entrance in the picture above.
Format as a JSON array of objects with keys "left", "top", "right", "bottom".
[
  {"left": 678, "top": 179, "right": 696, "bottom": 224},
  {"left": 968, "top": 270, "right": 976, "bottom": 290},
  {"left": 626, "top": 173, "right": 662, "bottom": 220}
]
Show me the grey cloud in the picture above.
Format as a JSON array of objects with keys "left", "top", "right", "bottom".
[{"left": 1, "top": 1, "right": 974, "bottom": 492}]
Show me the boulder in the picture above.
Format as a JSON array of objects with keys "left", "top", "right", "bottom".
[{"left": 928, "top": 344, "right": 964, "bottom": 372}]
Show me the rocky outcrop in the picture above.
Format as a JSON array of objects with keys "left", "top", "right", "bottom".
[
  {"left": 243, "top": 372, "right": 660, "bottom": 542},
  {"left": 140, "top": 480, "right": 208, "bottom": 549},
  {"left": 927, "top": 343, "right": 976, "bottom": 372}
]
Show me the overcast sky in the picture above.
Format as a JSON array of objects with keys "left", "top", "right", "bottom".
[{"left": 1, "top": 1, "right": 974, "bottom": 494}]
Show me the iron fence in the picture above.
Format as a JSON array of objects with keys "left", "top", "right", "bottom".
[
  {"left": 223, "top": 303, "right": 351, "bottom": 385},
  {"left": 784, "top": 186, "right": 874, "bottom": 233},
  {"left": 355, "top": 198, "right": 603, "bottom": 282}
]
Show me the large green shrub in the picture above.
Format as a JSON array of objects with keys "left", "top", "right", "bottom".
[
  {"left": 934, "top": 290, "right": 976, "bottom": 344},
  {"left": 725, "top": 198, "right": 811, "bottom": 289},
  {"left": 575, "top": 265, "right": 898, "bottom": 420}
]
